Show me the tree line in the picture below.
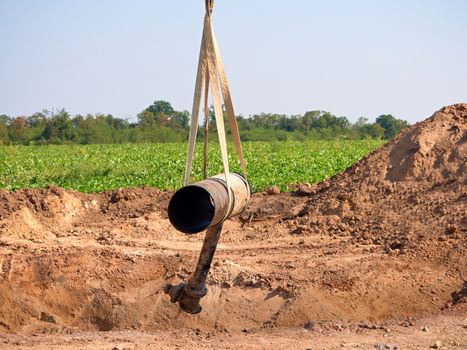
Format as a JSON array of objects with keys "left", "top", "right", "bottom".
[{"left": 0, "top": 100, "right": 410, "bottom": 145}]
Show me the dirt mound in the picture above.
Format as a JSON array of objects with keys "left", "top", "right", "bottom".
[
  {"left": 0, "top": 105, "right": 465, "bottom": 345},
  {"left": 290, "top": 104, "right": 466, "bottom": 256}
]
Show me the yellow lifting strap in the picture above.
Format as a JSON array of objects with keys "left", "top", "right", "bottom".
[{"left": 184, "top": 0, "right": 247, "bottom": 187}]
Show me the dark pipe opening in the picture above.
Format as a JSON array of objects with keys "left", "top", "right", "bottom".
[{"left": 168, "top": 186, "right": 215, "bottom": 234}]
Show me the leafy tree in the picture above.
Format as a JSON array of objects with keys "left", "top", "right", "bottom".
[
  {"left": 302, "top": 111, "right": 320, "bottom": 132},
  {"left": 172, "top": 110, "right": 190, "bottom": 129},
  {"left": 0, "top": 114, "right": 10, "bottom": 125},
  {"left": 0, "top": 114, "right": 9, "bottom": 143},
  {"left": 358, "top": 123, "right": 384, "bottom": 139},
  {"left": 42, "top": 109, "right": 75, "bottom": 143},
  {"left": 106, "top": 115, "right": 129, "bottom": 129},
  {"left": 9, "top": 116, "right": 29, "bottom": 144},
  {"left": 368, "top": 123, "right": 385, "bottom": 139},
  {"left": 355, "top": 117, "right": 369, "bottom": 127},
  {"left": 146, "top": 100, "right": 174, "bottom": 116},
  {"left": 376, "top": 114, "right": 410, "bottom": 139},
  {"left": 27, "top": 111, "right": 47, "bottom": 128},
  {"left": 236, "top": 115, "right": 251, "bottom": 131},
  {"left": 0, "top": 124, "right": 7, "bottom": 144},
  {"left": 77, "top": 114, "right": 98, "bottom": 144},
  {"left": 137, "top": 110, "right": 156, "bottom": 129},
  {"left": 155, "top": 112, "right": 170, "bottom": 127}
]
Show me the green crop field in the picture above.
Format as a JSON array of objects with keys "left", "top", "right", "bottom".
[{"left": 0, "top": 140, "right": 384, "bottom": 193}]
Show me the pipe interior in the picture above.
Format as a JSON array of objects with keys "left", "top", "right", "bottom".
[{"left": 168, "top": 186, "right": 215, "bottom": 234}]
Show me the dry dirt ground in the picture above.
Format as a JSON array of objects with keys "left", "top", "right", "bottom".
[{"left": 0, "top": 105, "right": 466, "bottom": 349}]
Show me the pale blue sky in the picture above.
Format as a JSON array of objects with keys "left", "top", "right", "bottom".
[{"left": 1, "top": 0, "right": 466, "bottom": 123}]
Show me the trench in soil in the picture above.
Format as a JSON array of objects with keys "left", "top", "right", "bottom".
[{"left": 0, "top": 189, "right": 464, "bottom": 334}]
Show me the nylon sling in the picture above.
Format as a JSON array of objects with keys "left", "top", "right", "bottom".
[{"left": 184, "top": 0, "right": 246, "bottom": 191}]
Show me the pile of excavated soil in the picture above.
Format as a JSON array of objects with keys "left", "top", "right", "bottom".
[
  {"left": 288, "top": 103, "right": 466, "bottom": 257},
  {"left": 0, "top": 105, "right": 465, "bottom": 348}
]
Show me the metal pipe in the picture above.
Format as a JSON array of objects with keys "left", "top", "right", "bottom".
[
  {"left": 165, "top": 173, "right": 250, "bottom": 313},
  {"left": 164, "top": 223, "right": 223, "bottom": 314},
  {"left": 168, "top": 173, "right": 250, "bottom": 234}
]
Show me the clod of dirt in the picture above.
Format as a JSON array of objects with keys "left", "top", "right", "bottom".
[{"left": 265, "top": 186, "right": 281, "bottom": 195}]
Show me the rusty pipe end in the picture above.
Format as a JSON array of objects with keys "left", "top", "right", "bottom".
[
  {"left": 163, "top": 283, "right": 206, "bottom": 314},
  {"left": 163, "top": 283, "right": 185, "bottom": 303}
]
